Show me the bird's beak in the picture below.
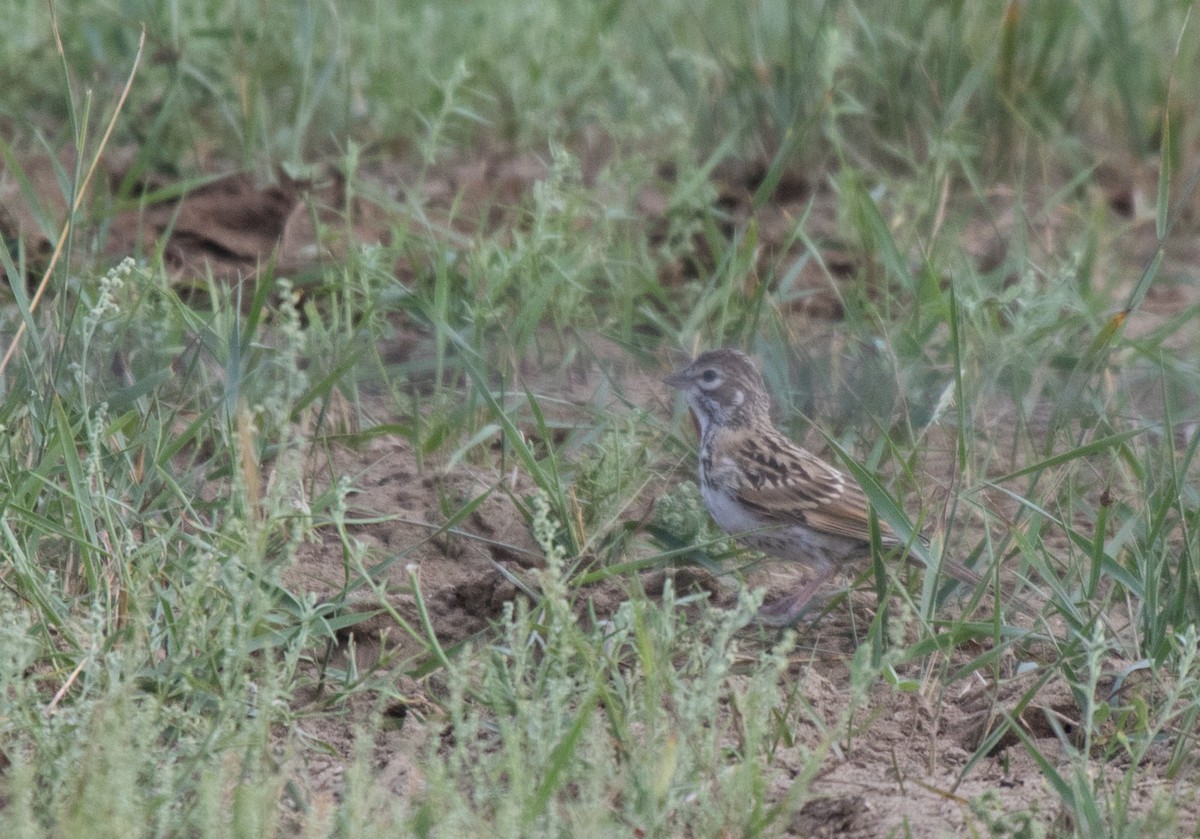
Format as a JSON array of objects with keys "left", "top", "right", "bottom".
[{"left": 663, "top": 367, "right": 691, "bottom": 389}]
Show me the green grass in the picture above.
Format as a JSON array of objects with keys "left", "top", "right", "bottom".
[{"left": 3, "top": 0, "right": 1200, "bottom": 836}]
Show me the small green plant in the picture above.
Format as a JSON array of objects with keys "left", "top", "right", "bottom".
[{"left": 397, "top": 520, "right": 829, "bottom": 836}]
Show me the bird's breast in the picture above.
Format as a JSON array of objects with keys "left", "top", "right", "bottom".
[{"left": 700, "top": 480, "right": 766, "bottom": 536}]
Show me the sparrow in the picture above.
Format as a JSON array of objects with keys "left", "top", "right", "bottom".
[{"left": 664, "top": 347, "right": 989, "bottom": 625}]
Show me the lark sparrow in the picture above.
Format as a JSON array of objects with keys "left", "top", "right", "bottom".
[{"left": 665, "top": 347, "right": 985, "bottom": 625}]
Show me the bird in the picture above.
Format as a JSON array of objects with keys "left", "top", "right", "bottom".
[{"left": 664, "top": 347, "right": 991, "bottom": 625}]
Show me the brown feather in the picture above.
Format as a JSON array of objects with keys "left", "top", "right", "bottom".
[{"left": 725, "top": 426, "right": 903, "bottom": 545}]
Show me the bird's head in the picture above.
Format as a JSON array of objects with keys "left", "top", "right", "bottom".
[{"left": 664, "top": 348, "right": 772, "bottom": 434}]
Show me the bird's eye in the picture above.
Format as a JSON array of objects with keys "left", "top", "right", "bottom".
[{"left": 700, "top": 369, "right": 719, "bottom": 384}]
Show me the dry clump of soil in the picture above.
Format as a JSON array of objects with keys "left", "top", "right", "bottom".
[{"left": 288, "top": 432, "right": 541, "bottom": 658}]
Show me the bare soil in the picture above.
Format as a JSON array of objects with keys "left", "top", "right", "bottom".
[{"left": 4, "top": 142, "right": 1199, "bottom": 835}]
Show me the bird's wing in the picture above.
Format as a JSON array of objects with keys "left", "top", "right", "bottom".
[{"left": 719, "top": 428, "right": 899, "bottom": 544}]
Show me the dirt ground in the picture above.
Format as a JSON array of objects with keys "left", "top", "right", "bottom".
[{"left": 4, "top": 143, "right": 1200, "bottom": 836}]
